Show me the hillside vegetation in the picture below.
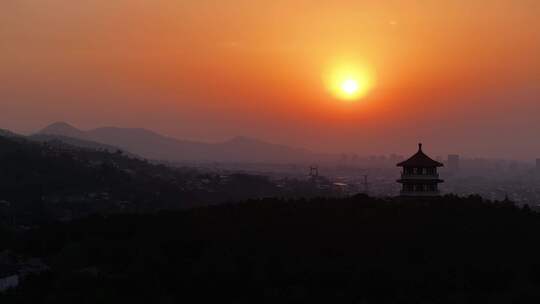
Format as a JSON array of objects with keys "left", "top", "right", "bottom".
[{"left": 3, "top": 195, "right": 540, "bottom": 303}]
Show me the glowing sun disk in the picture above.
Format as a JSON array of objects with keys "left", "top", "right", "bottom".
[
  {"left": 325, "top": 64, "right": 374, "bottom": 102},
  {"left": 341, "top": 79, "right": 360, "bottom": 95}
]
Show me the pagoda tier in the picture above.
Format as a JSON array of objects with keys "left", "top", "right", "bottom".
[{"left": 397, "top": 143, "right": 444, "bottom": 197}]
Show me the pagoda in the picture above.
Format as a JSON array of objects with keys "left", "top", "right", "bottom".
[{"left": 397, "top": 143, "right": 444, "bottom": 197}]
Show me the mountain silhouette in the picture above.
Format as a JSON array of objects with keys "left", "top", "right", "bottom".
[
  {"left": 29, "top": 134, "right": 135, "bottom": 156},
  {"left": 0, "top": 128, "right": 23, "bottom": 139},
  {"left": 40, "top": 122, "right": 89, "bottom": 140},
  {"left": 37, "top": 122, "right": 329, "bottom": 163}
]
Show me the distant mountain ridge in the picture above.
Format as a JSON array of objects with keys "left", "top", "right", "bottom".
[
  {"left": 0, "top": 128, "right": 24, "bottom": 139},
  {"left": 37, "top": 122, "right": 330, "bottom": 163},
  {"left": 28, "top": 134, "right": 136, "bottom": 156}
]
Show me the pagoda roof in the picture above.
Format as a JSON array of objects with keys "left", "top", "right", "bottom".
[{"left": 397, "top": 143, "right": 444, "bottom": 167}]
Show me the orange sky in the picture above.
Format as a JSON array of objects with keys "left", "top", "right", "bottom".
[{"left": 1, "top": 0, "right": 540, "bottom": 159}]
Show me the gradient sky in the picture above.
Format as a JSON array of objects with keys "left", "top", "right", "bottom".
[{"left": 1, "top": 0, "right": 539, "bottom": 159}]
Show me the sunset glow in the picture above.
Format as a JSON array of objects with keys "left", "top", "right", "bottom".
[
  {"left": 326, "top": 65, "right": 374, "bottom": 101},
  {"left": 1, "top": 1, "right": 540, "bottom": 158},
  {"left": 3, "top": 2, "right": 540, "bottom": 300}
]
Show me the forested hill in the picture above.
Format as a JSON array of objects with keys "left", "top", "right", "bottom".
[
  {"left": 3, "top": 195, "right": 540, "bottom": 303},
  {"left": 0, "top": 134, "right": 201, "bottom": 221},
  {"left": 0, "top": 134, "right": 290, "bottom": 224}
]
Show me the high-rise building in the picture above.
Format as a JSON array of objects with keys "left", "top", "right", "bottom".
[
  {"left": 447, "top": 154, "right": 460, "bottom": 172},
  {"left": 536, "top": 159, "right": 540, "bottom": 172}
]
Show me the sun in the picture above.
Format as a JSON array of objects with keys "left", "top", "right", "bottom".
[
  {"left": 341, "top": 79, "right": 360, "bottom": 95},
  {"left": 325, "top": 64, "right": 374, "bottom": 101}
]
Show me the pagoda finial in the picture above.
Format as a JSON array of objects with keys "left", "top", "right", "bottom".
[{"left": 418, "top": 143, "right": 423, "bottom": 151}]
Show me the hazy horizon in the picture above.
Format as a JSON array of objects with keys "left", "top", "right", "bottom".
[
  {"left": 2, "top": 1, "right": 540, "bottom": 159},
  {"left": 3, "top": 120, "right": 532, "bottom": 163}
]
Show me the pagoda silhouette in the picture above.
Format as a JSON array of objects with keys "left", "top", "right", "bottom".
[{"left": 397, "top": 143, "right": 444, "bottom": 196}]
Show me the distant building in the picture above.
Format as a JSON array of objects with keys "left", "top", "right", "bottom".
[
  {"left": 397, "top": 143, "right": 444, "bottom": 197},
  {"left": 448, "top": 154, "right": 460, "bottom": 172},
  {"left": 536, "top": 159, "right": 540, "bottom": 172},
  {"left": 309, "top": 166, "right": 319, "bottom": 179}
]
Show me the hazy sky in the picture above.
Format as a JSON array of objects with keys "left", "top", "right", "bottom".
[{"left": 1, "top": 0, "right": 539, "bottom": 159}]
